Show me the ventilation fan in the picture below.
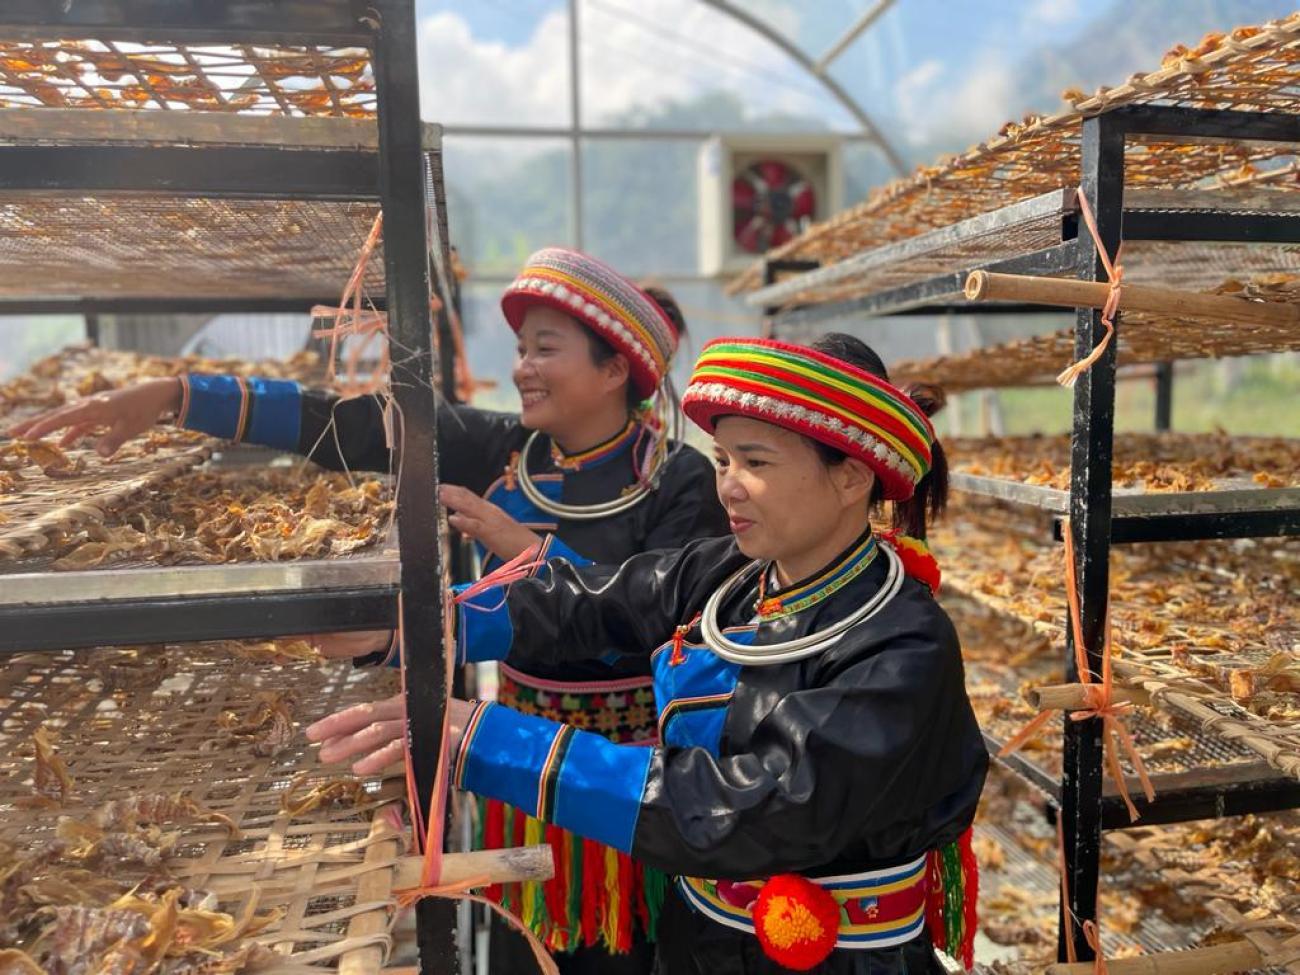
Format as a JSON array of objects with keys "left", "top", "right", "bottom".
[
  {"left": 699, "top": 136, "right": 842, "bottom": 277},
  {"left": 731, "top": 159, "right": 816, "bottom": 254}
]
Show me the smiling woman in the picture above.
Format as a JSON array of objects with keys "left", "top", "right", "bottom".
[{"left": 6, "top": 246, "right": 728, "bottom": 975}]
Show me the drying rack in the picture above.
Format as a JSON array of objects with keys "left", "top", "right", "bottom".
[
  {"left": 739, "top": 84, "right": 1300, "bottom": 966},
  {"left": 0, "top": 4, "right": 467, "bottom": 972}
]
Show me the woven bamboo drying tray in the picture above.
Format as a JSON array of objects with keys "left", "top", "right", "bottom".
[
  {"left": 0, "top": 462, "right": 394, "bottom": 571},
  {"left": 753, "top": 191, "right": 1300, "bottom": 314},
  {"left": 931, "top": 497, "right": 1300, "bottom": 781},
  {"left": 971, "top": 769, "right": 1225, "bottom": 971},
  {"left": 946, "top": 596, "right": 1274, "bottom": 793},
  {"left": 0, "top": 345, "right": 326, "bottom": 427},
  {"left": 0, "top": 434, "right": 215, "bottom": 560},
  {"left": 0, "top": 641, "right": 406, "bottom": 974},
  {"left": 1107, "top": 816, "right": 1300, "bottom": 973},
  {"left": 889, "top": 274, "right": 1300, "bottom": 392},
  {"left": 0, "top": 42, "right": 375, "bottom": 117},
  {"left": 731, "top": 13, "right": 1300, "bottom": 300},
  {"left": 1, "top": 347, "right": 340, "bottom": 563},
  {"left": 971, "top": 740, "right": 1298, "bottom": 972},
  {"left": 0, "top": 195, "right": 385, "bottom": 303}
]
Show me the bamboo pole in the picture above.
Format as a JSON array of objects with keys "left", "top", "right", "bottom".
[
  {"left": 1026, "top": 682, "right": 1149, "bottom": 711},
  {"left": 393, "top": 844, "right": 555, "bottom": 889},
  {"left": 964, "top": 270, "right": 1300, "bottom": 329},
  {"left": 339, "top": 811, "right": 406, "bottom": 975},
  {"left": 1044, "top": 940, "right": 1263, "bottom": 975}
]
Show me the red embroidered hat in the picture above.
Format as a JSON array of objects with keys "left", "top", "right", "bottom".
[
  {"left": 501, "top": 247, "right": 679, "bottom": 400},
  {"left": 682, "top": 337, "right": 936, "bottom": 501}
]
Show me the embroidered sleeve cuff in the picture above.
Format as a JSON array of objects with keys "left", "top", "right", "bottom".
[
  {"left": 178, "top": 374, "right": 301, "bottom": 449},
  {"left": 454, "top": 703, "right": 652, "bottom": 853},
  {"left": 454, "top": 582, "right": 514, "bottom": 665}
]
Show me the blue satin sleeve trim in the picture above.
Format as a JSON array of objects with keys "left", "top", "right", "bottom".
[
  {"left": 454, "top": 582, "right": 513, "bottom": 665},
  {"left": 552, "top": 729, "right": 652, "bottom": 853},
  {"left": 180, "top": 374, "right": 242, "bottom": 440},
  {"left": 455, "top": 703, "right": 652, "bottom": 854},
  {"left": 543, "top": 535, "right": 593, "bottom": 568},
  {"left": 244, "top": 377, "right": 301, "bottom": 450},
  {"left": 454, "top": 702, "right": 556, "bottom": 815}
]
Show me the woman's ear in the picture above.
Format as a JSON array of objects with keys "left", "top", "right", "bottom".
[
  {"left": 600, "top": 351, "right": 631, "bottom": 395},
  {"left": 830, "top": 456, "right": 875, "bottom": 507}
]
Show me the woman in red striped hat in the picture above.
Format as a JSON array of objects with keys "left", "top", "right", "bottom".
[
  {"left": 10, "top": 247, "right": 729, "bottom": 974},
  {"left": 315, "top": 333, "right": 989, "bottom": 973}
]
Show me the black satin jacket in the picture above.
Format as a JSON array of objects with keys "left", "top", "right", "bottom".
[{"left": 477, "top": 532, "right": 988, "bottom": 880}]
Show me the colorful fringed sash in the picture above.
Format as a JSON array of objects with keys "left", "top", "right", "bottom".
[{"left": 474, "top": 665, "right": 666, "bottom": 953}]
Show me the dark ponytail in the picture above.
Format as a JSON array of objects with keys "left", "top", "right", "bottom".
[
  {"left": 639, "top": 284, "right": 687, "bottom": 341},
  {"left": 808, "top": 333, "right": 949, "bottom": 539}
]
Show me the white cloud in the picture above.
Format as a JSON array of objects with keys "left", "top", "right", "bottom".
[
  {"left": 893, "top": 57, "right": 944, "bottom": 136},
  {"left": 1025, "top": 0, "right": 1081, "bottom": 28},
  {"left": 417, "top": 10, "right": 571, "bottom": 127},
  {"left": 416, "top": 0, "right": 845, "bottom": 131},
  {"left": 891, "top": 53, "right": 1016, "bottom": 149}
]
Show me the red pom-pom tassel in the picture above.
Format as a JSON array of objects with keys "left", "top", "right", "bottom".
[
  {"left": 752, "top": 874, "right": 840, "bottom": 971},
  {"left": 879, "top": 530, "right": 941, "bottom": 595}
]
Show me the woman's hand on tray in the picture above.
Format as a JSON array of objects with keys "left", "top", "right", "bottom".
[
  {"left": 306, "top": 692, "right": 478, "bottom": 777},
  {"left": 7, "top": 378, "right": 181, "bottom": 457},
  {"left": 309, "top": 630, "right": 394, "bottom": 660}
]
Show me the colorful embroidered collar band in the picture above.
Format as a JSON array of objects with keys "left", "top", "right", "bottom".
[
  {"left": 681, "top": 338, "right": 935, "bottom": 501},
  {"left": 549, "top": 418, "right": 640, "bottom": 473},
  {"left": 756, "top": 531, "right": 879, "bottom": 621}
]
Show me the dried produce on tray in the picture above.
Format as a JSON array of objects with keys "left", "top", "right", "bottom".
[
  {"left": 970, "top": 768, "right": 1223, "bottom": 972},
  {"left": 946, "top": 432, "right": 1300, "bottom": 493},
  {"left": 1, "top": 347, "right": 331, "bottom": 562},
  {"left": 946, "top": 596, "right": 1261, "bottom": 782},
  {"left": 0, "top": 41, "right": 375, "bottom": 117},
  {"left": 0, "top": 640, "right": 402, "bottom": 974},
  {"left": 0, "top": 433, "right": 213, "bottom": 560},
  {"left": 8, "top": 466, "right": 392, "bottom": 570},
  {"left": 890, "top": 273, "right": 1300, "bottom": 391},
  {"left": 934, "top": 499, "right": 1300, "bottom": 778},
  {"left": 730, "top": 14, "right": 1300, "bottom": 300}
]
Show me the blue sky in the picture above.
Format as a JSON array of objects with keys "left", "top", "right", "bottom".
[{"left": 414, "top": 0, "right": 1297, "bottom": 152}]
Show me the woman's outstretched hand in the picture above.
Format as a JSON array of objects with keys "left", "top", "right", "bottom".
[
  {"left": 305, "top": 694, "right": 479, "bottom": 777},
  {"left": 7, "top": 378, "right": 182, "bottom": 457},
  {"left": 440, "top": 484, "right": 542, "bottom": 562}
]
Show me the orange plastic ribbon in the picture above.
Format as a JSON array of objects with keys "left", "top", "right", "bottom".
[
  {"left": 453, "top": 542, "right": 546, "bottom": 611},
  {"left": 311, "top": 211, "right": 392, "bottom": 401},
  {"left": 1057, "top": 188, "right": 1123, "bottom": 389},
  {"left": 318, "top": 215, "right": 557, "bottom": 971},
  {"left": 1055, "top": 821, "right": 1109, "bottom": 975},
  {"left": 999, "top": 520, "right": 1155, "bottom": 822}
]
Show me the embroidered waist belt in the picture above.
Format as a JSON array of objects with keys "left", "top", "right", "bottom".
[{"left": 678, "top": 854, "right": 928, "bottom": 951}]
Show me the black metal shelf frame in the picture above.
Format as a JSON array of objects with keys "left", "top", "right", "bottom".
[
  {"left": 948, "top": 472, "right": 1300, "bottom": 542},
  {"left": 766, "top": 104, "right": 1300, "bottom": 964},
  {"left": 983, "top": 731, "right": 1300, "bottom": 831},
  {"left": 0, "top": 2, "right": 457, "bottom": 971}
]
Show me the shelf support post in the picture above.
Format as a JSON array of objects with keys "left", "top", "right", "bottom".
[
  {"left": 1058, "top": 112, "right": 1124, "bottom": 965},
  {"left": 372, "top": 1, "right": 458, "bottom": 971}
]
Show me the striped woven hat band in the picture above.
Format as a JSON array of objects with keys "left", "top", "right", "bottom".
[
  {"left": 501, "top": 247, "right": 679, "bottom": 399},
  {"left": 681, "top": 338, "right": 935, "bottom": 501}
]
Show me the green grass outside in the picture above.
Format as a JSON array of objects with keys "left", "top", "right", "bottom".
[{"left": 949, "top": 356, "right": 1300, "bottom": 438}]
